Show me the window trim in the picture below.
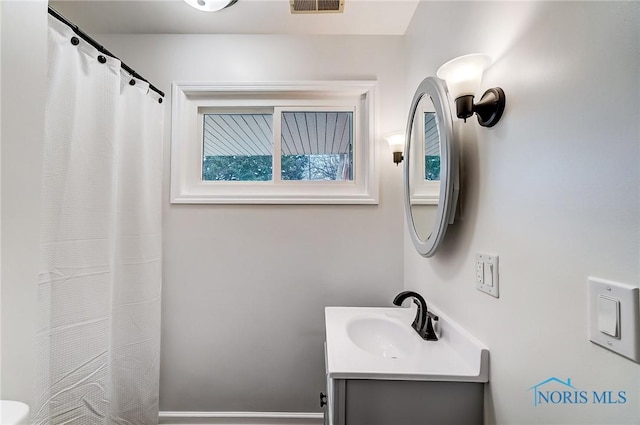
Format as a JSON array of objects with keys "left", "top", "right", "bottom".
[{"left": 171, "top": 81, "right": 378, "bottom": 204}]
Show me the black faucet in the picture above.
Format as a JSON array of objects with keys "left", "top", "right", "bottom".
[{"left": 392, "top": 291, "right": 439, "bottom": 341}]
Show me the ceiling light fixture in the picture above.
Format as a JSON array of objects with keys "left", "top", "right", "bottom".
[
  {"left": 183, "top": 0, "right": 238, "bottom": 12},
  {"left": 436, "top": 54, "right": 506, "bottom": 127}
]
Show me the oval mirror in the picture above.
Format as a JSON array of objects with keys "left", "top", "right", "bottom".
[{"left": 404, "top": 76, "right": 458, "bottom": 257}]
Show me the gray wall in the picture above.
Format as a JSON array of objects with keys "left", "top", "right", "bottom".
[
  {"left": 0, "top": 0, "right": 47, "bottom": 402},
  {"left": 404, "top": 2, "right": 640, "bottom": 424},
  {"left": 98, "top": 34, "right": 407, "bottom": 412}
]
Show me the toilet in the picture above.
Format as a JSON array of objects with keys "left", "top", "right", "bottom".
[{"left": 0, "top": 400, "right": 29, "bottom": 425}]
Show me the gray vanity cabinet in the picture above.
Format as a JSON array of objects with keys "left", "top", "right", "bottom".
[
  {"left": 324, "top": 376, "right": 483, "bottom": 425},
  {"left": 322, "top": 307, "right": 489, "bottom": 425}
]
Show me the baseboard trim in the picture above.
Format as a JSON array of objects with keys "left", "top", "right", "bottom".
[{"left": 158, "top": 411, "right": 324, "bottom": 425}]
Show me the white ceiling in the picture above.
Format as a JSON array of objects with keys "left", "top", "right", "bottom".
[{"left": 49, "top": 0, "right": 420, "bottom": 35}]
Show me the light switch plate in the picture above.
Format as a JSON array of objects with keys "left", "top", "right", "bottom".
[
  {"left": 476, "top": 253, "right": 499, "bottom": 298},
  {"left": 588, "top": 277, "right": 640, "bottom": 363}
]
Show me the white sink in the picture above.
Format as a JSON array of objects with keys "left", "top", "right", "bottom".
[
  {"left": 325, "top": 306, "right": 489, "bottom": 382},
  {"left": 346, "top": 316, "right": 419, "bottom": 358}
]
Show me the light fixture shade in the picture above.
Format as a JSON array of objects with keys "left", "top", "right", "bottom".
[
  {"left": 436, "top": 54, "right": 491, "bottom": 100},
  {"left": 385, "top": 132, "right": 405, "bottom": 154},
  {"left": 183, "top": 0, "right": 237, "bottom": 12}
]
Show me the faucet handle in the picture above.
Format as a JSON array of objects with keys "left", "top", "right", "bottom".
[{"left": 423, "top": 312, "right": 439, "bottom": 341}]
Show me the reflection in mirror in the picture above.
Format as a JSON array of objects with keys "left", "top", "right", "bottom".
[
  {"left": 404, "top": 77, "right": 457, "bottom": 257},
  {"left": 424, "top": 112, "right": 440, "bottom": 182},
  {"left": 408, "top": 95, "right": 441, "bottom": 242}
]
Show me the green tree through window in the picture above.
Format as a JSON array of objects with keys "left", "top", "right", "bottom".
[
  {"left": 203, "top": 155, "right": 311, "bottom": 181},
  {"left": 203, "top": 156, "right": 271, "bottom": 181},
  {"left": 425, "top": 156, "right": 441, "bottom": 181}
]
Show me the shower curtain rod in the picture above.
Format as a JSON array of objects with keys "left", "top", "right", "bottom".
[{"left": 48, "top": 6, "right": 165, "bottom": 99}]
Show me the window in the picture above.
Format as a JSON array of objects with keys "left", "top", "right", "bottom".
[
  {"left": 171, "top": 82, "right": 377, "bottom": 204},
  {"left": 202, "top": 112, "right": 274, "bottom": 181},
  {"left": 280, "top": 111, "right": 353, "bottom": 182},
  {"left": 409, "top": 103, "right": 441, "bottom": 205},
  {"left": 424, "top": 112, "right": 441, "bottom": 182}
]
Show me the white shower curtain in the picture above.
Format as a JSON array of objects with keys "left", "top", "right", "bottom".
[{"left": 33, "top": 16, "right": 164, "bottom": 424}]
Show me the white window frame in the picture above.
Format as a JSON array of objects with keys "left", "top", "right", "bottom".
[{"left": 171, "top": 81, "right": 378, "bottom": 204}]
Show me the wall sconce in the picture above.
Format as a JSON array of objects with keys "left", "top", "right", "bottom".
[
  {"left": 183, "top": 0, "right": 238, "bottom": 12},
  {"left": 385, "top": 132, "right": 405, "bottom": 165},
  {"left": 436, "top": 54, "right": 505, "bottom": 127}
]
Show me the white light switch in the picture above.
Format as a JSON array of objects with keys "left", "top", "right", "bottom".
[
  {"left": 483, "top": 263, "right": 494, "bottom": 287},
  {"left": 588, "top": 277, "right": 640, "bottom": 363},
  {"left": 476, "top": 253, "right": 499, "bottom": 298},
  {"left": 597, "top": 295, "right": 619, "bottom": 338}
]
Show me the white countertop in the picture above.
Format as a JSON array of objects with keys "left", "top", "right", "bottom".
[{"left": 325, "top": 306, "right": 489, "bottom": 382}]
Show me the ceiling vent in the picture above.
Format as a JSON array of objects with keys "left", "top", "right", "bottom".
[{"left": 290, "top": 0, "right": 345, "bottom": 14}]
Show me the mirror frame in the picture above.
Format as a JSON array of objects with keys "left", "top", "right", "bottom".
[{"left": 403, "top": 76, "right": 458, "bottom": 257}]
